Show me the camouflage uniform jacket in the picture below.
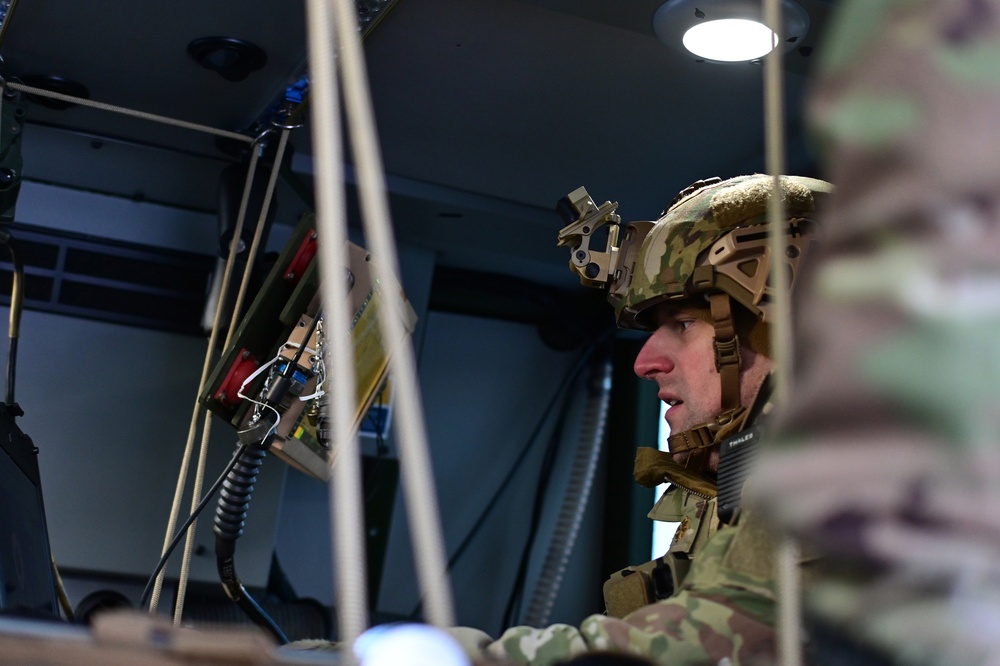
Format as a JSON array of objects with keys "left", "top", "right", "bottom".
[
  {"left": 647, "top": 484, "right": 720, "bottom": 586},
  {"left": 651, "top": 485, "right": 719, "bottom": 559},
  {"left": 743, "top": 1, "right": 1000, "bottom": 663},
  {"left": 451, "top": 507, "right": 782, "bottom": 666}
]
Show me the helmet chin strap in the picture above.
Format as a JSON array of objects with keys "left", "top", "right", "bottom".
[
  {"left": 664, "top": 292, "right": 746, "bottom": 476},
  {"left": 709, "top": 292, "right": 743, "bottom": 413}
]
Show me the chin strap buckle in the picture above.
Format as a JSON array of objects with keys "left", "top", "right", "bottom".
[
  {"left": 667, "top": 425, "right": 714, "bottom": 455},
  {"left": 713, "top": 334, "right": 742, "bottom": 372}
]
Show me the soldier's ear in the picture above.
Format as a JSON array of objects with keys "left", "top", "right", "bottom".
[{"left": 734, "top": 306, "right": 770, "bottom": 358}]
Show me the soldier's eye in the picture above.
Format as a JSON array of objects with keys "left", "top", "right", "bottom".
[{"left": 675, "top": 319, "right": 694, "bottom": 332}]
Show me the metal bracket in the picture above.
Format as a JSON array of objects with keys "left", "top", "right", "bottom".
[{"left": 556, "top": 186, "right": 622, "bottom": 289}]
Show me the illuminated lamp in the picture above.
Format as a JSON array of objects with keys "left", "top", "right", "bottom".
[{"left": 653, "top": 0, "right": 810, "bottom": 63}]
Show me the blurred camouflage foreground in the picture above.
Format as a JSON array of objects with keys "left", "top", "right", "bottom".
[{"left": 748, "top": 0, "right": 1000, "bottom": 664}]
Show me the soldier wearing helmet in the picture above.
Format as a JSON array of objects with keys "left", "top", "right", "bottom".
[
  {"left": 449, "top": 173, "right": 831, "bottom": 665},
  {"left": 604, "top": 174, "right": 830, "bottom": 607}
]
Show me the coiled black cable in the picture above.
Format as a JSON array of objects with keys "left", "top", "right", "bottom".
[
  {"left": 139, "top": 442, "right": 249, "bottom": 610},
  {"left": 213, "top": 444, "right": 268, "bottom": 543},
  {"left": 209, "top": 314, "right": 320, "bottom": 645},
  {"left": 213, "top": 436, "right": 289, "bottom": 644}
]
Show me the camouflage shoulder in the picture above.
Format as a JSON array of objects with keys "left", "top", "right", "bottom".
[
  {"left": 581, "top": 589, "right": 777, "bottom": 665},
  {"left": 466, "top": 587, "right": 776, "bottom": 665},
  {"left": 679, "top": 511, "right": 780, "bottom": 608},
  {"left": 463, "top": 518, "right": 784, "bottom": 665},
  {"left": 478, "top": 623, "right": 590, "bottom": 665}
]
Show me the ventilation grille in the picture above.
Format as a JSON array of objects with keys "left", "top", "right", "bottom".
[{"left": 0, "top": 223, "right": 215, "bottom": 336}]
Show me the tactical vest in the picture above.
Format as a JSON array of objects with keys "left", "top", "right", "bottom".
[
  {"left": 602, "top": 424, "right": 765, "bottom": 618},
  {"left": 603, "top": 485, "right": 719, "bottom": 618}
]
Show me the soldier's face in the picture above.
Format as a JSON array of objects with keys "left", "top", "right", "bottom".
[{"left": 633, "top": 301, "right": 772, "bottom": 447}]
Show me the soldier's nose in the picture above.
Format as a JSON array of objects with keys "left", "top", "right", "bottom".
[{"left": 633, "top": 332, "right": 674, "bottom": 379}]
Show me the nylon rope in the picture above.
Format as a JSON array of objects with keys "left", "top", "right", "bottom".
[
  {"left": 763, "top": 1, "right": 802, "bottom": 664},
  {"left": 333, "top": 0, "right": 457, "bottom": 630},
  {"left": 304, "top": 0, "right": 368, "bottom": 659},
  {"left": 764, "top": 3, "right": 790, "bottom": 399},
  {"left": 173, "top": 403, "right": 215, "bottom": 623},
  {"left": 6, "top": 81, "right": 254, "bottom": 143},
  {"left": 149, "top": 136, "right": 266, "bottom": 613},
  {"left": 172, "top": 128, "right": 292, "bottom": 625}
]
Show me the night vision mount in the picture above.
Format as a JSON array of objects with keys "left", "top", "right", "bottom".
[{"left": 556, "top": 186, "right": 653, "bottom": 304}]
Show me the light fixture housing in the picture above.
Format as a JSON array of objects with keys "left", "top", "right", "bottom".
[
  {"left": 653, "top": 0, "right": 810, "bottom": 63},
  {"left": 188, "top": 37, "right": 267, "bottom": 82}
]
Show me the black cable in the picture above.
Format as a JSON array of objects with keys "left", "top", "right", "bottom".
[
  {"left": 139, "top": 313, "right": 313, "bottom": 623},
  {"left": 6, "top": 336, "right": 15, "bottom": 405},
  {"left": 406, "top": 329, "right": 613, "bottom": 621},
  {"left": 501, "top": 347, "right": 614, "bottom": 626},
  {"left": 502, "top": 382, "right": 578, "bottom": 628},
  {"left": 213, "top": 437, "right": 289, "bottom": 644},
  {"left": 139, "top": 442, "right": 250, "bottom": 610},
  {"left": 214, "top": 557, "right": 289, "bottom": 644}
]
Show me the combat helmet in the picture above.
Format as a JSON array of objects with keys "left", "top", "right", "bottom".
[{"left": 557, "top": 174, "right": 831, "bottom": 459}]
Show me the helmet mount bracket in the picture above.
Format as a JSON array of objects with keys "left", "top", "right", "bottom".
[{"left": 556, "top": 186, "right": 623, "bottom": 289}]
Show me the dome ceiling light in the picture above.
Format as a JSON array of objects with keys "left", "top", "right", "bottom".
[
  {"left": 187, "top": 37, "right": 267, "bottom": 82},
  {"left": 653, "top": 0, "right": 811, "bottom": 63}
]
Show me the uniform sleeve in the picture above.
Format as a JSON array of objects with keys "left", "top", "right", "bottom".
[{"left": 457, "top": 513, "right": 781, "bottom": 665}]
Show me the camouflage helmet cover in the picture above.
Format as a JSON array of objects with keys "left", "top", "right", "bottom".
[{"left": 616, "top": 174, "right": 833, "bottom": 329}]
